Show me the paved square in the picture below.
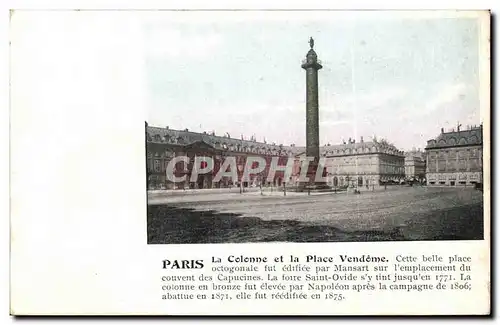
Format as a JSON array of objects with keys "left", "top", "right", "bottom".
[{"left": 147, "top": 186, "right": 484, "bottom": 244}]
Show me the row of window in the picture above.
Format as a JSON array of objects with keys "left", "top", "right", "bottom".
[
  {"left": 428, "top": 136, "right": 480, "bottom": 147},
  {"left": 323, "top": 147, "right": 403, "bottom": 156},
  {"left": 428, "top": 159, "right": 481, "bottom": 172},
  {"left": 329, "top": 158, "right": 404, "bottom": 165},
  {"left": 428, "top": 148, "right": 481, "bottom": 159},
  {"left": 428, "top": 181, "right": 478, "bottom": 185},
  {"left": 330, "top": 176, "right": 372, "bottom": 187}
]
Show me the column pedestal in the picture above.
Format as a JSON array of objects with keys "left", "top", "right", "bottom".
[{"left": 298, "top": 160, "right": 330, "bottom": 192}]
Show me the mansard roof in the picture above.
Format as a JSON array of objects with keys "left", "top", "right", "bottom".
[
  {"left": 146, "top": 125, "right": 303, "bottom": 156},
  {"left": 146, "top": 125, "right": 404, "bottom": 157},
  {"left": 426, "top": 126, "right": 483, "bottom": 149},
  {"left": 319, "top": 141, "right": 405, "bottom": 157},
  {"left": 404, "top": 149, "right": 426, "bottom": 160}
]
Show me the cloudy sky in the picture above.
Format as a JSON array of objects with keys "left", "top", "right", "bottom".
[{"left": 143, "top": 11, "right": 485, "bottom": 150}]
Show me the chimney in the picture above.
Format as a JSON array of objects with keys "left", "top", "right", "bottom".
[{"left": 441, "top": 127, "right": 444, "bottom": 133}]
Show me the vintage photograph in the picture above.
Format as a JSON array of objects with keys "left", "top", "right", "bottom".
[{"left": 145, "top": 11, "right": 486, "bottom": 244}]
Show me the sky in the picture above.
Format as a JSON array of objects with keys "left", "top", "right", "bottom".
[{"left": 143, "top": 11, "right": 485, "bottom": 151}]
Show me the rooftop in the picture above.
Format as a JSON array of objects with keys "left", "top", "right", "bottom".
[
  {"left": 426, "top": 125, "right": 483, "bottom": 149},
  {"left": 146, "top": 124, "right": 405, "bottom": 157}
]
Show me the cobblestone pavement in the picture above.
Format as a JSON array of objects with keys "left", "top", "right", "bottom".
[{"left": 147, "top": 187, "right": 484, "bottom": 244}]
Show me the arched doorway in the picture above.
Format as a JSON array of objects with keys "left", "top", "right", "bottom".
[{"left": 333, "top": 176, "right": 338, "bottom": 187}]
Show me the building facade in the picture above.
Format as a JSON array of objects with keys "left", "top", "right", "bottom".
[
  {"left": 425, "top": 125, "right": 483, "bottom": 186},
  {"left": 146, "top": 124, "right": 298, "bottom": 189},
  {"left": 321, "top": 138, "right": 405, "bottom": 188},
  {"left": 146, "top": 124, "right": 406, "bottom": 190},
  {"left": 404, "top": 149, "right": 426, "bottom": 182}
]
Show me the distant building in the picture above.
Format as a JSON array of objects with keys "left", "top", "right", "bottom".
[
  {"left": 320, "top": 138, "right": 406, "bottom": 188},
  {"left": 425, "top": 125, "right": 483, "bottom": 186},
  {"left": 404, "top": 149, "right": 426, "bottom": 182}
]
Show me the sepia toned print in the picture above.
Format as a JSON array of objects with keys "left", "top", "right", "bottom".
[
  {"left": 144, "top": 12, "right": 486, "bottom": 244},
  {"left": 8, "top": 9, "right": 490, "bottom": 316}
]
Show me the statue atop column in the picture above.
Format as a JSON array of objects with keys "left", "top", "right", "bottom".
[{"left": 309, "top": 37, "right": 314, "bottom": 49}]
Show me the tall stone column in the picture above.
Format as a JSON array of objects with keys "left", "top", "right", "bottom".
[{"left": 300, "top": 37, "right": 326, "bottom": 188}]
